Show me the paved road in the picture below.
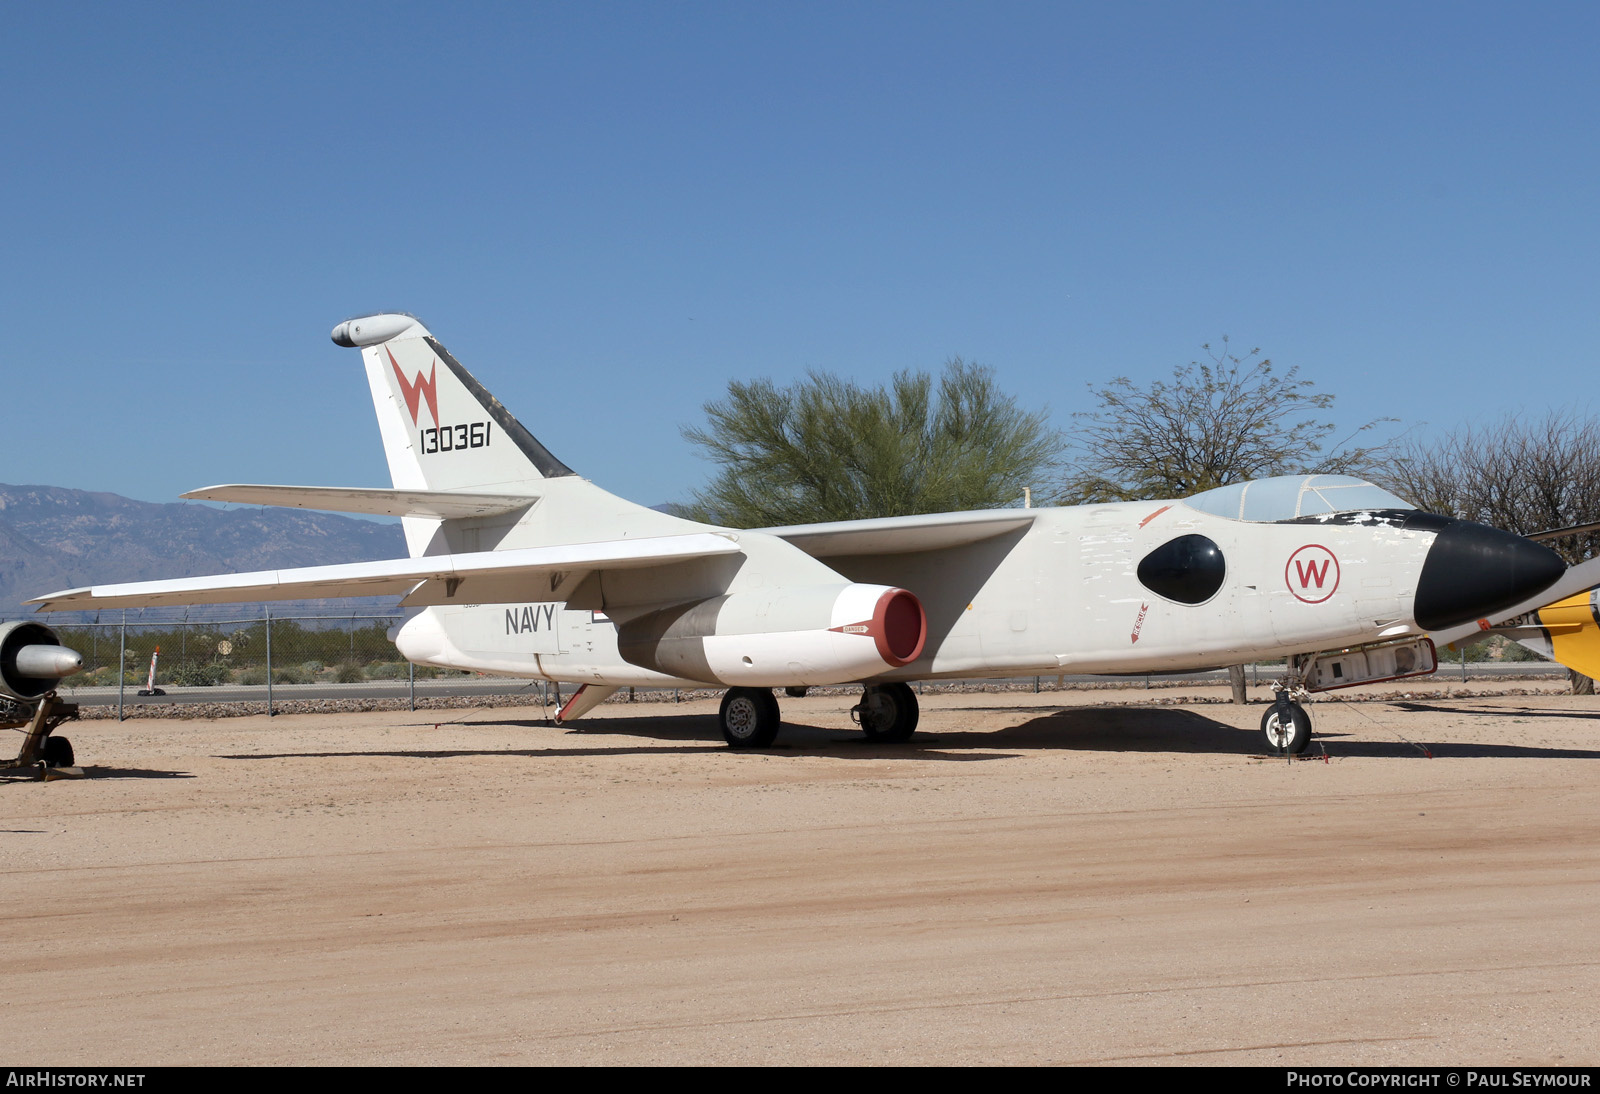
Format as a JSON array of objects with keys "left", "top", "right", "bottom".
[{"left": 60, "top": 676, "right": 552, "bottom": 708}]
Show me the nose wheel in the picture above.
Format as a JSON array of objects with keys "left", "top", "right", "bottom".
[{"left": 1261, "top": 692, "right": 1312, "bottom": 755}]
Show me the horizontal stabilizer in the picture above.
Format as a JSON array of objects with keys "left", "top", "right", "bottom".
[
  {"left": 27, "top": 533, "right": 740, "bottom": 611},
  {"left": 761, "top": 510, "right": 1035, "bottom": 558},
  {"left": 182, "top": 484, "right": 538, "bottom": 520}
]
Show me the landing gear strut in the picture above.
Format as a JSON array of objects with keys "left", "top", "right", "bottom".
[
  {"left": 853, "top": 682, "right": 919, "bottom": 743},
  {"left": 1, "top": 692, "right": 80, "bottom": 774}
]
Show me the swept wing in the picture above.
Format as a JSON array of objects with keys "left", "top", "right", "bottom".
[
  {"left": 26, "top": 533, "right": 740, "bottom": 611},
  {"left": 762, "top": 510, "right": 1035, "bottom": 558}
]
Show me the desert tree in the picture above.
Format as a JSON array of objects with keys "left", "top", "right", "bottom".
[{"left": 682, "top": 359, "right": 1061, "bottom": 527}]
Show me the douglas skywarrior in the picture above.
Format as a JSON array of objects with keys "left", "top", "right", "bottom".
[{"left": 28, "top": 313, "right": 1600, "bottom": 758}]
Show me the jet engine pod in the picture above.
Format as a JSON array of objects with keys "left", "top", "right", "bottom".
[
  {"left": 617, "top": 583, "right": 927, "bottom": 687},
  {"left": 0, "top": 620, "right": 84, "bottom": 700}
]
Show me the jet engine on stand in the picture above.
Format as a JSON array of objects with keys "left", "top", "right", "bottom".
[{"left": 0, "top": 620, "right": 84, "bottom": 771}]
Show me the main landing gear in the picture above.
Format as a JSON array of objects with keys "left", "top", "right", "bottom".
[
  {"left": 716, "top": 683, "right": 921, "bottom": 749},
  {"left": 852, "top": 682, "right": 920, "bottom": 743},
  {"left": 718, "top": 687, "right": 781, "bottom": 749}
]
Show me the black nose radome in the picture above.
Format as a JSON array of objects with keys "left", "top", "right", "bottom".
[{"left": 1413, "top": 518, "right": 1566, "bottom": 631}]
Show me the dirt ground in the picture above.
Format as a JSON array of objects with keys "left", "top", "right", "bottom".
[{"left": 4, "top": 681, "right": 1600, "bottom": 1066}]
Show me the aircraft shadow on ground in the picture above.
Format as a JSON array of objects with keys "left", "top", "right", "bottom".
[
  {"left": 218, "top": 745, "right": 730, "bottom": 761},
  {"left": 207, "top": 703, "right": 1600, "bottom": 763},
  {"left": 467, "top": 707, "right": 1254, "bottom": 759},
  {"left": 561, "top": 704, "right": 1600, "bottom": 761},
  {"left": 1389, "top": 701, "right": 1600, "bottom": 720},
  {"left": 1, "top": 766, "right": 195, "bottom": 782},
  {"left": 1309, "top": 738, "right": 1600, "bottom": 759},
  {"left": 990, "top": 707, "right": 1600, "bottom": 760},
  {"left": 530, "top": 713, "right": 1018, "bottom": 761},
  {"left": 81, "top": 766, "right": 197, "bottom": 779},
  {"left": 940, "top": 707, "right": 1255, "bottom": 755}
]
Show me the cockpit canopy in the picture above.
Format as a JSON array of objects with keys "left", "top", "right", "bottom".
[{"left": 1183, "top": 474, "right": 1414, "bottom": 522}]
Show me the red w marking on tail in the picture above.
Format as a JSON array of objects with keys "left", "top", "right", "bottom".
[{"left": 386, "top": 348, "right": 439, "bottom": 427}]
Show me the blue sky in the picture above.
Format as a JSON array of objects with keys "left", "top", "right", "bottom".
[{"left": 4, "top": 2, "right": 1596, "bottom": 509}]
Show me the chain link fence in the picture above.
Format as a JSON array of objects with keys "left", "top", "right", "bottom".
[{"left": 44, "top": 614, "right": 423, "bottom": 688}]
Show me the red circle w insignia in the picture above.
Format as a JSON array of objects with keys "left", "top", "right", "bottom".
[{"left": 1286, "top": 544, "right": 1340, "bottom": 604}]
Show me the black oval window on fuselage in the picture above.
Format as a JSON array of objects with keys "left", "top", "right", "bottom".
[{"left": 1137, "top": 535, "right": 1226, "bottom": 605}]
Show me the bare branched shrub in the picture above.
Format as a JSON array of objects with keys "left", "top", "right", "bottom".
[
  {"left": 1381, "top": 411, "right": 1600, "bottom": 564},
  {"left": 1059, "top": 337, "right": 1396, "bottom": 503},
  {"left": 1380, "top": 411, "right": 1600, "bottom": 693}
]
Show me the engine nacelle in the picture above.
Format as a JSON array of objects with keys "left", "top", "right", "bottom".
[
  {"left": 0, "top": 621, "right": 84, "bottom": 700},
  {"left": 617, "top": 583, "right": 926, "bottom": 687}
]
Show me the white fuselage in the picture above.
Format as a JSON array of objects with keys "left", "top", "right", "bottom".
[{"left": 394, "top": 499, "right": 1434, "bottom": 688}]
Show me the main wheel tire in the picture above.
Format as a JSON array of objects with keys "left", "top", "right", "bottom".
[
  {"left": 719, "top": 687, "right": 781, "bottom": 749},
  {"left": 43, "top": 735, "right": 74, "bottom": 767},
  {"left": 859, "top": 682, "right": 920, "bottom": 742},
  {"left": 1260, "top": 701, "right": 1312, "bottom": 755}
]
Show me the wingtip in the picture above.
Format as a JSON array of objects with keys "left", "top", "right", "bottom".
[{"left": 24, "top": 587, "right": 92, "bottom": 612}]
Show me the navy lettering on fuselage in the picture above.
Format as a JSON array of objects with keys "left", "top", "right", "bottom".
[{"left": 505, "top": 603, "right": 557, "bottom": 634}]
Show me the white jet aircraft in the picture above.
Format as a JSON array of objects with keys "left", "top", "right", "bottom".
[{"left": 28, "top": 313, "right": 1600, "bottom": 755}]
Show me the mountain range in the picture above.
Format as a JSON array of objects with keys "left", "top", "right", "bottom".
[{"left": 0, "top": 484, "right": 406, "bottom": 620}]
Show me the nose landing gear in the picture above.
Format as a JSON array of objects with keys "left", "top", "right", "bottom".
[{"left": 1260, "top": 689, "right": 1312, "bottom": 755}]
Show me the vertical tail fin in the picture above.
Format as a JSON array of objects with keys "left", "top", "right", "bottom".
[
  {"left": 331, "top": 312, "right": 707, "bottom": 561},
  {"left": 332, "top": 313, "right": 573, "bottom": 493}
]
